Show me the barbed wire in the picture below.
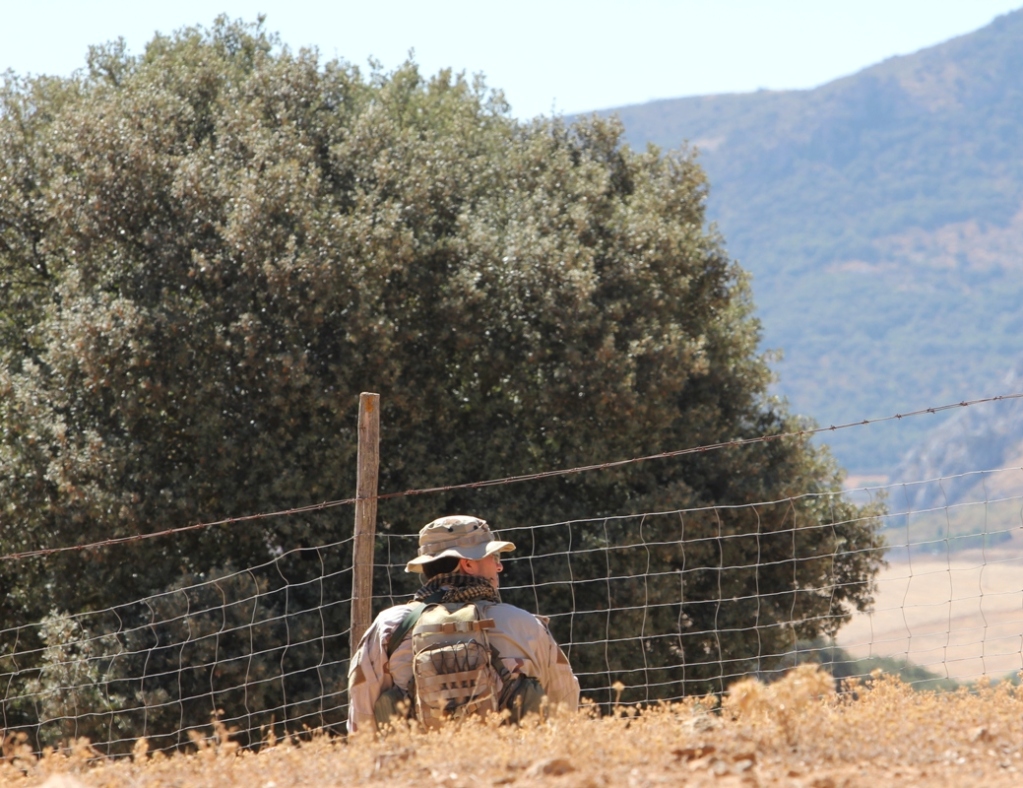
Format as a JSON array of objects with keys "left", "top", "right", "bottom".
[{"left": 3, "top": 391, "right": 1021, "bottom": 563}]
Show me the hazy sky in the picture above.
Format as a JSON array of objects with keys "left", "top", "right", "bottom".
[{"left": 4, "top": 2, "right": 1022, "bottom": 119}]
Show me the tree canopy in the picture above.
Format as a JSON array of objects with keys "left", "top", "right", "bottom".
[{"left": 0, "top": 18, "right": 883, "bottom": 745}]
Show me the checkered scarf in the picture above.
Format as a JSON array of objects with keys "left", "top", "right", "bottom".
[{"left": 413, "top": 571, "right": 501, "bottom": 604}]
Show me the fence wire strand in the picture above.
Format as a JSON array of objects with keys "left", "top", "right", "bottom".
[
  {"left": 4, "top": 392, "right": 1021, "bottom": 563},
  {"left": 3, "top": 395, "right": 1023, "bottom": 755}
]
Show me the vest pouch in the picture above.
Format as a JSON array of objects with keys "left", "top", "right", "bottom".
[
  {"left": 373, "top": 684, "right": 412, "bottom": 729},
  {"left": 411, "top": 603, "right": 500, "bottom": 729},
  {"left": 498, "top": 674, "right": 547, "bottom": 723}
]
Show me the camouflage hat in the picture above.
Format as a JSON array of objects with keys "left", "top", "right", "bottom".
[{"left": 405, "top": 515, "right": 515, "bottom": 573}]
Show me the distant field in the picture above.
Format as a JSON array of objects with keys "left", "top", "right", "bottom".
[{"left": 837, "top": 547, "right": 1023, "bottom": 681}]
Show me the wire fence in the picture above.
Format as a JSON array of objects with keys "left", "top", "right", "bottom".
[{"left": 2, "top": 396, "right": 1023, "bottom": 756}]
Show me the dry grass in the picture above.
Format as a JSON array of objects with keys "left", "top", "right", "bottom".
[{"left": 5, "top": 667, "right": 1023, "bottom": 787}]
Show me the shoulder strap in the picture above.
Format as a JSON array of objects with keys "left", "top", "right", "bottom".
[{"left": 384, "top": 590, "right": 445, "bottom": 660}]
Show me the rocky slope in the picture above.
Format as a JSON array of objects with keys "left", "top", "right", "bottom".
[{"left": 596, "top": 9, "right": 1023, "bottom": 476}]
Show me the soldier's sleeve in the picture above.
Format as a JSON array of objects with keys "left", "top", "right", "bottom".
[
  {"left": 347, "top": 605, "right": 411, "bottom": 735},
  {"left": 346, "top": 619, "right": 386, "bottom": 735},
  {"left": 535, "top": 618, "right": 580, "bottom": 712}
]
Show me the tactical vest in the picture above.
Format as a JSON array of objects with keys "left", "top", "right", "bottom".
[
  {"left": 410, "top": 602, "right": 501, "bottom": 729},
  {"left": 376, "top": 596, "right": 547, "bottom": 731}
]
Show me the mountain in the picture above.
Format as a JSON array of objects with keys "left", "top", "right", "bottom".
[
  {"left": 593, "top": 8, "right": 1023, "bottom": 476},
  {"left": 892, "top": 358, "right": 1023, "bottom": 511}
]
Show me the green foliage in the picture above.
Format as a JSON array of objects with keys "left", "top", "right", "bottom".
[
  {"left": 0, "top": 17, "right": 883, "bottom": 744},
  {"left": 16, "top": 612, "right": 128, "bottom": 748},
  {"left": 96, "top": 560, "right": 348, "bottom": 752},
  {"left": 495, "top": 483, "right": 886, "bottom": 705}
]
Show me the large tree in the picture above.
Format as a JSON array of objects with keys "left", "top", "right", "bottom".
[{"left": 0, "top": 18, "right": 883, "bottom": 745}]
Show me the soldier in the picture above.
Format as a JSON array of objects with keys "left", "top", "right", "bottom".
[{"left": 347, "top": 515, "right": 579, "bottom": 733}]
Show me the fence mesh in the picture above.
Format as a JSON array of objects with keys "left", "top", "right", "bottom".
[{"left": 3, "top": 417, "right": 1023, "bottom": 754}]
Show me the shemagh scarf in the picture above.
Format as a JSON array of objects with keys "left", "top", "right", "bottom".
[{"left": 413, "top": 571, "right": 501, "bottom": 605}]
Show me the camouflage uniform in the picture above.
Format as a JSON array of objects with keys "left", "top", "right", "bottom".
[{"left": 346, "top": 516, "right": 579, "bottom": 734}]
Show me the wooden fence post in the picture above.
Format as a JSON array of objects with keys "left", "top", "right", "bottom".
[{"left": 350, "top": 392, "right": 380, "bottom": 656}]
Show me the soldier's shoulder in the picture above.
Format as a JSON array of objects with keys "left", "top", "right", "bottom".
[
  {"left": 486, "top": 602, "right": 550, "bottom": 627},
  {"left": 374, "top": 601, "right": 418, "bottom": 627},
  {"left": 379, "top": 600, "right": 418, "bottom": 615}
]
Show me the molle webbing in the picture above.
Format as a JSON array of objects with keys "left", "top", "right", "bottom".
[
  {"left": 416, "top": 618, "right": 494, "bottom": 636},
  {"left": 416, "top": 670, "right": 485, "bottom": 696},
  {"left": 411, "top": 602, "right": 500, "bottom": 727}
]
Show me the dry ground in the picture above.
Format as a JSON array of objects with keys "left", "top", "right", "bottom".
[
  {"left": 5, "top": 667, "right": 1023, "bottom": 787},
  {"left": 837, "top": 548, "right": 1023, "bottom": 681}
]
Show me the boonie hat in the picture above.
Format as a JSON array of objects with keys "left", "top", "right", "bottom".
[{"left": 405, "top": 515, "right": 515, "bottom": 573}]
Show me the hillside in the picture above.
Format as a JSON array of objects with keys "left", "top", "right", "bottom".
[
  {"left": 596, "top": 8, "right": 1023, "bottom": 475},
  {"left": 892, "top": 359, "right": 1023, "bottom": 510}
]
